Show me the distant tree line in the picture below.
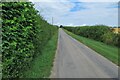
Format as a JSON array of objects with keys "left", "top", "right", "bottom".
[{"left": 63, "top": 25, "right": 120, "bottom": 47}]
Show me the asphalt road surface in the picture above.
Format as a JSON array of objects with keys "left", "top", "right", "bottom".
[{"left": 50, "top": 28, "right": 118, "bottom": 78}]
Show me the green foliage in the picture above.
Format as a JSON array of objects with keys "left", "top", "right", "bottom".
[
  {"left": 22, "top": 32, "right": 58, "bottom": 78},
  {"left": 102, "top": 32, "right": 114, "bottom": 45},
  {"left": 2, "top": 2, "right": 58, "bottom": 78},
  {"left": 64, "top": 25, "right": 119, "bottom": 47}
]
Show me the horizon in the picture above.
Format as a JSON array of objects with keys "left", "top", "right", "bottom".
[{"left": 55, "top": 24, "right": 119, "bottom": 27}]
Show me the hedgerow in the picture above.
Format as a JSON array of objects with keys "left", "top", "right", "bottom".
[
  {"left": 2, "top": 2, "right": 58, "bottom": 78},
  {"left": 63, "top": 25, "right": 119, "bottom": 47}
]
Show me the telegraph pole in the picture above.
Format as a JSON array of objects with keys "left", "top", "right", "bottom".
[{"left": 52, "top": 17, "right": 53, "bottom": 25}]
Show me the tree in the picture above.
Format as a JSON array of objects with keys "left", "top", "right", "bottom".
[{"left": 60, "top": 25, "right": 63, "bottom": 28}]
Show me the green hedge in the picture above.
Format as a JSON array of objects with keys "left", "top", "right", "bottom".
[
  {"left": 2, "top": 2, "right": 58, "bottom": 78},
  {"left": 63, "top": 25, "right": 119, "bottom": 47}
]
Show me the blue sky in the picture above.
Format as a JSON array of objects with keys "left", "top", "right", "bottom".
[
  {"left": 70, "top": 2, "right": 88, "bottom": 12},
  {"left": 30, "top": 0, "right": 119, "bottom": 27}
]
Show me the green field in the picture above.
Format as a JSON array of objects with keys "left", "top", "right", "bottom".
[
  {"left": 64, "top": 29, "right": 118, "bottom": 65},
  {"left": 22, "top": 32, "right": 58, "bottom": 78}
]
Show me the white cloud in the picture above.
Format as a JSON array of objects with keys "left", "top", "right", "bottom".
[
  {"left": 30, "top": 0, "right": 120, "bottom": 2},
  {"left": 80, "top": 24, "right": 87, "bottom": 26},
  {"left": 31, "top": 0, "right": 118, "bottom": 26},
  {"left": 29, "top": 0, "right": 68, "bottom": 2},
  {"left": 78, "top": 0, "right": 119, "bottom": 2},
  {"left": 66, "top": 23, "right": 74, "bottom": 26}
]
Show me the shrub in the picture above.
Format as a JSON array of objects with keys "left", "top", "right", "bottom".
[
  {"left": 63, "top": 25, "right": 119, "bottom": 47},
  {"left": 102, "top": 32, "right": 114, "bottom": 45},
  {"left": 2, "top": 2, "right": 58, "bottom": 78}
]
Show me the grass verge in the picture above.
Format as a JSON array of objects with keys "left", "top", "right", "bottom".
[
  {"left": 22, "top": 32, "right": 58, "bottom": 78},
  {"left": 64, "top": 29, "right": 118, "bottom": 65}
]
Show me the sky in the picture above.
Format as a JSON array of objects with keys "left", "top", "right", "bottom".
[{"left": 30, "top": 0, "right": 119, "bottom": 27}]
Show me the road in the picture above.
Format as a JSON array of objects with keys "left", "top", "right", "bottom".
[{"left": 50, "top": 28, "right": 118, "bottom": 78}]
